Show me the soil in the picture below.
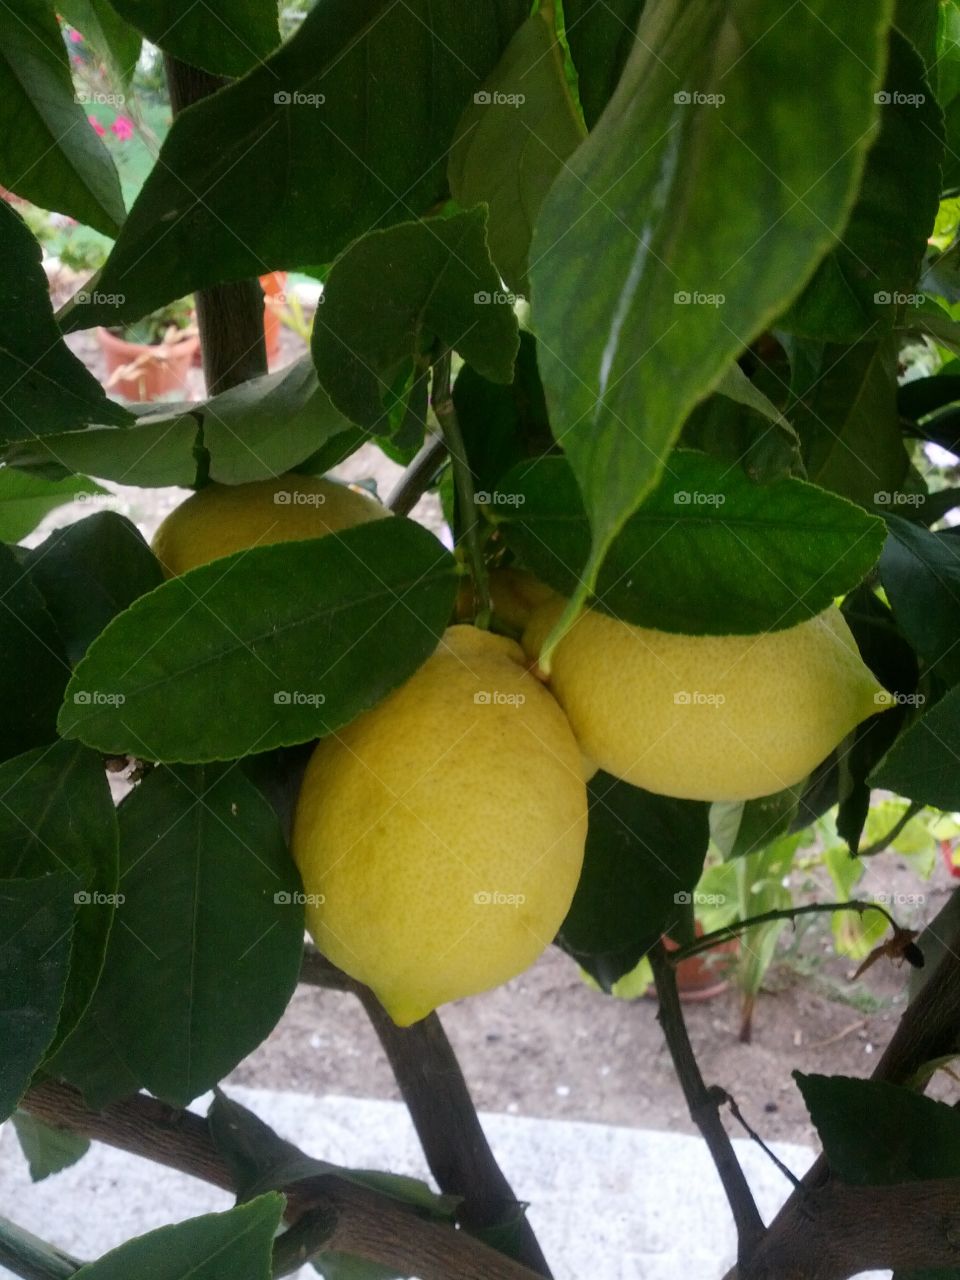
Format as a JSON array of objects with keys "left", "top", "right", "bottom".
[{"left": 229, "top": 857, "right": 958, "bottom": 1150}]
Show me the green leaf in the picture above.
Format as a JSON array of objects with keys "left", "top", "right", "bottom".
[
  {"left": 58, "top": 0, "right": 142, "bottom": 85},
  {"left": 448, "top": 13, "right": 585, "bottom": 292},
  {"left": 787, "top": 339, "right": 907, "bottom": 508},
  {"left": 313, "top": 211, "right": 519, "bottom": 431},
  {"left": 0, "top": 739, "right": 119, "bottom": 1053},
  {"left": 870, "top": 683, "right": 960, "bottom": 808},
  {"left": 0, "top": 203, "right": 132, "bottom": 446},
  {"left": 22, "top": 512, "right": 164, "bottom": 664},
  {"left": 780, "top": 34, "right": 942, "bottom": 342},
  {"left": 0, "top": 0, "right": 125, "bottom": 235},
  {"left": 796, "top": 1073, "right": 960, "bottom": 1184},
  {"left": 494, "top": 451, "right": 885, "bottom": 633},
  {"left": 72, "top": 1194, "right": 284, "bottom": 1280},
  {"left": 561, "top": 0, "right": 643, "bottom": 128},
  {"left": 0, "top": 470, "right": 106, "bottom": 543},
  {"left": 530, "top": 0, "right": 893, "bottom": 599},
  {"left": 880, "top": 518, "right": 960, "bottom": 685},
  {"left": 314, "top": 1258, "right": 398, "bottom": 1280},
  {"left": 558, "top": 772, "right": 710, "bottom": 989},
  {"left": 209, "top": 1091, "right": 458, "bottom": 1217},
  {"left": 0, "top": 872, "right": 75, "bottom": 1119},
  {"left": 63, "top": 0, "right": 529, "bottom": 331},
  {"left": 11, "top": 1111, "right": 90, "bottom": 1182},
  {"left": 0, "top": 542, "right": 69, "bottom": 762},
  {"left": 4, "top": 414, "right": 202, "bottom": 489},
  {"left": 59, "top": 519, "right": 458, "bottom": 762},
  {"left": 710, "top": 789, "right": 802, "bottom": 861},
  {"left": 107, "top": 0, "right": 278, "bottom": 76},
  {"left": 680, "top": 386, "right": 802, "bottom": 484},
  {"left": 60, "top": 765, "right": 302, "bottom": 1107}
]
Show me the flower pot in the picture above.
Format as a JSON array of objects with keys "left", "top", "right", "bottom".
[
  {"left": 662, "top": 927, "right": 738, "bottom": 1003},
  {"left": 261, "top": 271, "right": 287, "bottom": 365},
  {"left": 97, "top": 326, "right": 199, "bottom": 402}
]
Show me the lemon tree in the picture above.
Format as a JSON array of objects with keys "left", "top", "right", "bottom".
[{"left": 2, "top": 3, "right": 960, "bottom": 1280}]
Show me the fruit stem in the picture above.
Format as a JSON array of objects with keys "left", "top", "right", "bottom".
[{"left": 431, "top": 351, "right": 492, "bottom": 627}]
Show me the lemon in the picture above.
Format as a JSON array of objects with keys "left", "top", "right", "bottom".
[
  {"left": 151, "top": 473, "right": 387, "bottom": 575},
  {"left": 291, "top": 625, "right": 588, "bottom": 1025},
  {"left": 522, "top": 598, "right": 891, "bottom": 802}
]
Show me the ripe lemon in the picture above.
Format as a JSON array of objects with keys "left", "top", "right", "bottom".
[
  {"left": 151, "top": 473, "right": 387, "bottom": 575},
  {"left": 291, "top": 625, "right": 588, "bottom": 1025},
  {"left": 522, "top": 597, "right": 891, "bottom": 802}
]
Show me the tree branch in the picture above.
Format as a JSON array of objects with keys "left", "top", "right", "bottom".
[
  {"left": 300, "top": 947, "right": 553, "bottom": 1275},
  {"left": 20, "top": 1080, "right": 543, "bottom": 1280},
  {"left": 0, "top": 1217, "right": 82, "bottom": 1280},
  {"left": 386, "top": 434, "right": 448, "bottom": 515},
  {"left": 649, "top": 945, "right": 765, "bottom": 1267},
  {"left": 163, "top": 57, "right": 268, "bottom": 396},
  {"left": 669, "top": 900, "right": 899, "bottom": 963}
]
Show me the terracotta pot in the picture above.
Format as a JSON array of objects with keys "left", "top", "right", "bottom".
[
  {"left": 97, "top": 326, "right": 199, "bottom": 402},
  {"left": 662, "top": 926, "right": 739, "bottom": 1003},
  {"left": 261, "top": 271, "right": 287, "bottom": 365}
]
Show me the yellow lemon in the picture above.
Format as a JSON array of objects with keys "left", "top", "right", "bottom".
[
  {"left": 522, "top": 599, "right": 891, "bottom": 802},
  {"left": 151, "top": 473, "right": 387, "bottom": 575},
  {"left": 291, "top": 625, "right": 588, "bottom": 1025}
]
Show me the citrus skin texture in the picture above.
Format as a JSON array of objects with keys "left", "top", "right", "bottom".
[
  {"left": 151, "top": 473, "right": 387, "bottom": 575},
  {"left": 522, "top": 600, "right": 891, "bottom": 802},
  {"left": 291, "top": 625, "right": 588, "bottom": 1025}
]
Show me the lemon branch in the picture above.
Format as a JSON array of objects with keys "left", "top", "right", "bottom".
[
  {"left": 0, "top": 1217, "right": 83, "bottom": 1280},
  {"left": 668, "top": 900, "right": 902, "bottom": 964},
  {"left": 386, "top": 434, "right": 448, "bottom": 516},
  {"left": 431, "top": 350, "right": 492, "bottom": 626}
]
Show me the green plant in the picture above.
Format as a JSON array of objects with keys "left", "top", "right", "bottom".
[{"left": 114, "top": 295, "right": 193, "bottom": 344}]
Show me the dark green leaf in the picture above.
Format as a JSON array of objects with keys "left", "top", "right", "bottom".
[
  {"left": 58, "top": 0, "right": 141, "bottom": 85},
  {"left": 796, "top": 1073, "right": 960, "bottom": 1184},
  {"left": 3, "top": 414, "right": 201, "bottom": 489},
  {"left": 0, "top": 470, "right": 105, "bottom": 543},
  {"left": 0, "top": 542, "right": 69, "bottom": 761},
  {"left": 59, "top": 765, "right": 302, "bottom": 1107},
  {"left": 59, "top": 520, "right": 457, "bottom": 762},
  {"left": 0, "top": 204, "right": 132, "bottom": 446},
  {"left": 11, "top": 1111, "right": 90, "bottom": 1181},
  {"left": 870, "top": 683, "right": 960, "bottom": 808},
  {"left": 448, "top": 13, "right": 585, "bottom": 292},
  {"left": 72, "top": 1194, "right": 284, "bottom": 1280},
  {"left": 314, "top": 1257, "right": 398, "bottom": 1280},
  {"left": 313, "top": 211, "right": 518, "bottom": 430},
  {"left": 530, "top": 0, "right": 892, "bottom": 591},
  {"left": 0, "top": 0, "right": 125, "bottom": 235},
  {"left": 62, "top": 0, "right": 528, "bottom": 330},
  {"left": 561, "top": 0, "right": 643, "bottom": 128},
  {"left": 494, "top": 452, "right": 885, "bottom": 633},
  {"left": 896, "top": 0, "right": 939, "bottom": 70},
  {"left": 23, "top": 513, "right": 164, "bottom": 664},
  {"left": 787, "top": 339, "right": 907, "bottom": 508},
  {"left": 558, "top": 772, "right": 710, "bottom": 988},
  {"left": 711, "top": 790, "right": 802, "bottom": 860},
  {"left": 0, "top": 873, "right": 75, "bottom": 1119},
  {"left": 880, "top": 518, "right": 960, "bottom": 684},
  {"left": 680, "top": 366, "right": 802, "bottom": 483},
  {"left": 780, "top": 34, "right": 942, "bottom": 342},
  {"left": 108, "top": 0, "right": 277, "bottom": 76},
  {"left": 897, "top": 374, "right": 960, "bottom": 421},
  {"left": 0, "top": 739, "right": 119, "bottom": 1052}
]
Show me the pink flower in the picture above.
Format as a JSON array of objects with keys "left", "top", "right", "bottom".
[
  {"left": 110, "top": 115, "right": 134, "bottom": 141},
  {"left": 68, "top": 29, "right": 83, "bottom": 43},
  {"left": 87, "top": 114, "right": 105, "bottom": 136}
]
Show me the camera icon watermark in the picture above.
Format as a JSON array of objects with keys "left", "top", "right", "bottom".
[
  {"left": 674, "top": 290, "right": 725, "bottom": 307},
  {"left": 474, "top": 490, "right": 525, "bottom": 507},
  {"left": 474, "top": 690, "right": 526, "bottom": 707},
  {"left": 673, "top": 890, "right": 726, "bottom": 906},
  {"left": 74, "top": 289, "right": 126, "bottom": 307},
  {"left": 674, "top": 690, "right": 726, "bottom": 707},
  {"left": 473, "top": 890, "right": 526, "bottom": 906},
  {"left": 73, "top": 690, "right": 125, "bottom": 706},
  {"left": 274, "top": 690, "right": 326, "bottom": 706},
  {"left": 74, "top": 890, "right": 125, "bottom": 905},
  {"left": 274, "top": 890, "right": 325, "bottom": 906},
  {"left": 673, "top": 89, "right": 725, "bottom": 107},
  {"left": 473, "top": 90, "right": 525, "bottom": 107},
  {"left": 274, "top": 489, "right": 326, "bottom": 506},
  {"left": 874, "top": 90, "right": 925, "bottom": 106},
  {"left": 274, "top": 89, "right": 325, "bottom": 107},
  {"left": 674, "top": 490, "right": 725, "bottom": 506}
]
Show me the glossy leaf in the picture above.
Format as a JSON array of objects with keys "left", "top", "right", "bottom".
[
  {"left": 780, "top": 34, "right": 942, "bottom": 342},
  {"left": 0, "top": 873, "right": 75, "bottom": 1119},
  {"left": 3, "top": 415, "right": 201, "bottom": 489},
  {"left": 313, "top": 211, "right": 519, "bottom": 430},
  {"left": 870, "top": 684, "right": 960, "bottom": 808},
  {"left": 561, "top": 0, "right": 643, "bottom": 128},
  {"left": 0, "top": 543, "right": 69, "bottom": 762},
  {"left": 11, "top": 1112, "right": 90, "bottom": 1182},
  {"left": 22, "top": 512, "right": 163, "bottom": 664},
  {"left": 530, "top": 0, "right": 893, "bottom": 593},
  {"left": 59, "top": 519, "right": 457, "bottom": 762},
  {"left": 0, "top": 204, "right": 131, "bottom": 446},
  {"left": 72, "top": 1194, "right": 284, "bottom": 1280},
  {"left": 62, "top": 0, "right": 529, "bottom": 330},
  {"left": 558, "top": 772, "right": 710, "bottom": 988},
  {"left": 60, "top": 765, "right": 302, "bottom": 1107},
  {"left": 0, "top": 739, "right": 119, "bottom": 1052},
  {"left": 494, "top": 452, "right": 885, "bottom": 633},
  {"left": 880, "top": 518, "right": 960, "bottom": 685},
  {"left": 108, "top": 0, "right": 278, "bottom": 76},
  {"left": 0, "top": 0, "right": 125, "bottom": 235},
  {"left": 448, "top": 13, "right": 585, "bottom": 292},
  {"left": 0, "top": 470, "right": 105, "bottom": 543}
]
